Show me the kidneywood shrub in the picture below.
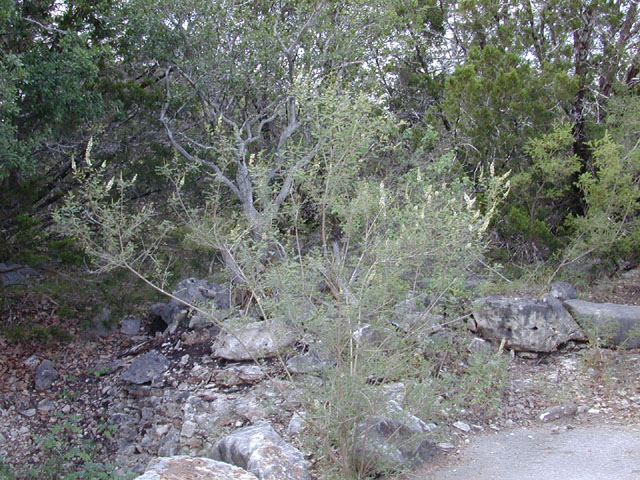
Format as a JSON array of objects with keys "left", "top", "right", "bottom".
[{"left": 55, "top": 86, "right": 510, "bottom": 479}]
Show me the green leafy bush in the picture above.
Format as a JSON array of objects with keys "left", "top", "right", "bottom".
[
  {"left": 55, "top": 92, "right": 510, "bottom": 479},
  {"left": 8, "top": 420, "right": 132, "bottom": 480}
]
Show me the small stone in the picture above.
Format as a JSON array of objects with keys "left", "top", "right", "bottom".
[
  {"left": 287, "top": 412, "right": 306, "bottom": 435},
  {"left": 467, "top": 337, "right": 491, "bottom": 353},
  {"left": 550, "top": 282, "right": 578, "bottom": 301},
  {"left": 19, "top": 408, "right": 36, "bottom": 417},
  {"left": 180, "top": 420, "right": 197, "bottom": 438},
  {"left": 37, "top": 398, "right": 56, "bottom": 412},
  {"left": 180, "top": 354, "right": 190, "bottom": 366},
  {"left": 121, "top": 351, "right": 169, "bottom": 385},
  {"left": 62, "top": 405, "right": 71, "bottom": 414},
  {"left": 452, "top": 421, "right": 471, "bottom": 432},
  {"left": 24, "top": 355, "right": 39, "bottom": 368},
  {"left": 539, "top": 405, "right": 577, "bottom": 423},
  {"left": 120, "top": 317, "right": 141, "bottom": 336},
  {"left": 437, "top": 442, "right": 455, "bottom": 450},
  {"left": 18, "top": 426, "right": 29, "bottom": 434},
  {"left": 286, "top": 350, "right": 334, "bottom": 374},
  {"left": 87, "top": 307, "right": 116, "bottom": 338},
  {"left": 517, "top": 351, "right": 539, "bottom": 359},
  {"left": 214, "top": 365, "right": 265, "bottom": 386},
  {"left": 34, "top": 360, "right": 58, "bottom": 391}
]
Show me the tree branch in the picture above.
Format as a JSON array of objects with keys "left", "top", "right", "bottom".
[{"left": 160, "top": 66, "right": 241, "bottom": 199}]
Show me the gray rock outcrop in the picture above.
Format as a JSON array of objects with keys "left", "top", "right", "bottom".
[
  {"left": 563, "top": 299, "right": 640, "bottom": 348},
  {"left": 0, "top": 263, "right": 38, "bottom": 287},
  {"left": 121, "top": 352, "right": 170, "bottom": 385},
  {"left": 151, "top": 278, "right": 230, "bottom": 330},
  {"left": 34, "top": 360, "right": 57, "bottom": 391},
  {"left": 212, "top": 423, "right": 311, "bottom": 480},
  {"left": 135, "top": 456, "right": 258, "bottom": 479},
  {"left": 353, "top": 401, "right": 437, "bottom": 475},
  {"left": 213, "top": 365, "right": 266, "bottom": 386},
  {"left": 211, "top": 319, "right": 297, "bottom": 361},
  {"left": 550, "top": 282, "right": 578, "bottom": 301},
  {"left": 286, "top": 349, "right": 334, "bottom": 374},
  {"left": 121, "top": 317, "right": 142, "bottom": 336},
  {"left": 472, "top": 296, "right": 586, "bottom": 352}
]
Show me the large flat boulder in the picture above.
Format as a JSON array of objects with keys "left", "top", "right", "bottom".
[
  {"left": 211, "top": 320, "right": 297, "bottom": 361},
  {"left": 563, "top": 299, "right": 640, "bottom": 348},
  {"left": 472, "top": 296, "right": 586, "bottom": 352},
  {"left": 135, "top": 456, "right": 258, "bottom": 479}
]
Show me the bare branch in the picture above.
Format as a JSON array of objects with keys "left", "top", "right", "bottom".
[
  {"left": 273, "top": 146, "right": 317, "bottom": 209},
  {"left": 160, "top": 66, "right": 241, "bottom": 199}
]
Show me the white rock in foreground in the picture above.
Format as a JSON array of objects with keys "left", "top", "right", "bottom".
[
  {"left": 211, "top": 319, "right": 297, "bottom": 361},
  {"left": 212, "top": 423, "right": 311, "bottom": 480},
  {"left": 136, "top": 456, "right": 258, "bottom": 479}
]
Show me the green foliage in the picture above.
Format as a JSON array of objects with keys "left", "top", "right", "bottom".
[
  {"left": 0, "top": 0, "right": 119, "bottom": 180},
  {"left": 0, "top": 460, "right": 17, "bottom": 480},
  {"left": 54, "top": 140, "right": 175, "bottom": 282},
  {"left": 442, "top": 44, "right": 557, "bottom": 173},
  {"left": 56, "top": 84, "right": 509, "bottom": 478},
  {"left": 578, "top": 316, "right": 620, "bottom": 376},
  {"left": 47, "top": 238, "right": 86, "bottom": 266},
  {"left": 448, "top": 348, "right": 509, "bottom": 413},
  {"left": 233, "top": 158, "right": 508, "bottom": 478},
  {"left": 500, "top": 124, "right": 581, "bottom": 260},
  {"left": 1, "top": 322, "right": 73, "bottom": 345},
  {"left": 11, "top": 420, "right": 132, "bottom": 480},
  {"left": 565, "top": 133, "right": 640, "bottom": 264}
]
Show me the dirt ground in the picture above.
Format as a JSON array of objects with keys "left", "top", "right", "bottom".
[{"left": 1, "top": 268, "right": 639, "bottom": 477}]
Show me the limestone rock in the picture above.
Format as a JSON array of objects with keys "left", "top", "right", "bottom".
[
  {"left": 452, "top": 421, "right": 471, "bottom": 432},
  {"left": 121, "top": 317, "right": 142, "bottom": 336},
  {"left": 563, "top": 299, "right": 640, "bottom": 348},
  {"left": 539, "top": 405, "right": 577, "bottom": 423},
  {"left": 151, "top": 278, "right": 231, "bottom": 330},
  {"left": 472, "top": 296, "right": 586, "bottom": 352},
  {"left": 550, "top": 282, "right": 578, "bottom": 301},
  {"left": 135, "top": 456, "right": 258, "bottom": 479},
  {"left": 171, "top": 278, "right": 230, "bottom": 311},
  {"left": 179, "top": 390, "right": 270, "bottom": 451},
  {"left": 246, "top": 439, "right": 310, "bottom": 480},
  {"left": 213, "top": 365, "right": 266, "bottom": 386},
  {"left": 287, "top": 412, "right": 306, "bottom": 435},
  {"left": 211, "top": 320, "right": 297, "bottom": 361},
  {"left": 467, "top": 336, "right": 491, "bottom": 353},
  {"left": 353, "top": 401, "right": 437, "bottom": 475},
  {"left": 0, "top": 263, "right": 38, "bottom": 287},
  {"left": 34, "top": 360, "right": 57, "bottom": 391},
  {"left": 352, "top": 322, "right": 394, "bottom": 347},
  {"left": 122, "top": 351, "right": 170, "bottom": 385},
  {"left": 286, "top": 349, "right": 334, "bottom": 374},
  {"left": 212, "top": 423, "right": 311, "bottom": 480}
]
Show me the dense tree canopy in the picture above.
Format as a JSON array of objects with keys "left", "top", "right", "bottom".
[{"left": 2, "top": 0, "right": 639, "bottom": 264}]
